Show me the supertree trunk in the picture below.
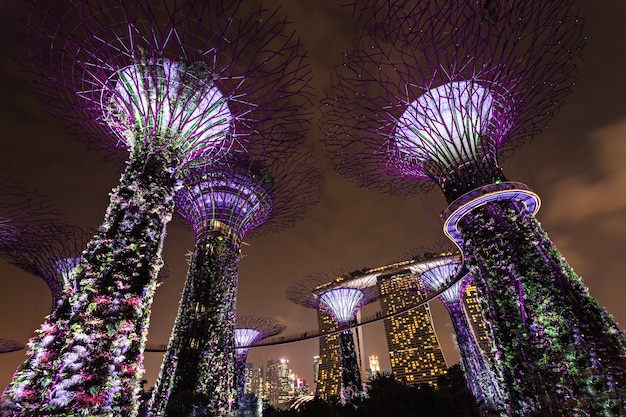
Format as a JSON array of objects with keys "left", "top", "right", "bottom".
[
  {"left": 460, "top": 199, "right": 626, "bottom": 416},
  {"left": 234, "top": 356, "right": 248, "bottom": 413},
  {"left": 0, "top": 143, "right": 178, "bottom": 416},
  {"left": 447, "top": 302, "right": 506, "bottom": 416},
  {"left": 150, "top": 231, "right": 239, "bottom": 416},
  {"left": 338, "top": 330, "right": 363, "bottom": 402}
]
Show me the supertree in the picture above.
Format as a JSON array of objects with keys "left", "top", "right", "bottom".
[
  {"left": 320, "top": 1, "right": 626, "bottom": 415},
  {"left": 0, "top": 178, "right": 71, "bottom": 305},
  {"left": 1, "top": 224, "right": 93, "bottom": 310},
  {"left": 0, "top": 339, "right": 24, "bottom": 355},
  {"left": 0, "top": 178, "right": 63, "bottom": 254},
  {"left": 286, "top": 269, "right": 379, "bottom": 403},
  {"left": 417, "top": 252, "right": 506, "bottom": 415},
  {"left": 0, "top": 180, "right": 65, "bottom": 358},
  {"left": 234, "top": 315, "right": 286, "bottom": 414},
  {"left": 0, "top": 1, "right": 310, "bottom": 415},
  {"left": 149, "top": 149, "right": 322, "bottom": 416}
]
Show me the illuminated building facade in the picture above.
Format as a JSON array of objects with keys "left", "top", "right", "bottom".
[
  {"left": 266, "top": 358, "right": 293, "bottom": 410},
  {"left": 376, "top": 269, "right": 447, "bottom": 387},
  {"left": 247, "top": 364, "right": 264, "bottom": 397},
  {"left": 321, "top": 0, "right": 626, "bottom": 414},
  {"left": 312, "top": 355, "right": 320, "bottom": 388},
  {"left": 367, "top": 355, "right": 380, "bottom": 380},
  {"left": 315, "top": 311, "right": 342, "bottom": 401},
  {"left": 464, "top": 283, "right": 494, "bottom": 360}
]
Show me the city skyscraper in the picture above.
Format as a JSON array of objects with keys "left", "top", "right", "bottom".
[
  {"left": 314, "top": 311, "right": 341, "bottom": 400},
  {"left": 265, "top": 358, "right": 293, "bottom": 410},
  {"left": 247, "top": 364, "right": 264, "bottom": 398},
  {"left": 464, "top": 283, "right": 494, "bottom": 361},
  {"left": 367, "top": 355, "right": 380, "bottom": 380},
  {"left": 376, "top": 267, "right": 448, "bottom": 387}
]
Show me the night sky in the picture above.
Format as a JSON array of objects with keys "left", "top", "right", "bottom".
[{"left": 1, "top": 0, "right": 626, "bottom": 393}]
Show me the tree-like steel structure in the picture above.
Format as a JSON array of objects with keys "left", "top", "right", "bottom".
[
  {"left": 417, "top": 254, "right": 505, "bottom": 415},
  {"left": 287, "top": 269, "right": 379, "bottom": 403},
  {"left": 322, "top": 1, "right": 626, "bottom": 416},
  {"left": 149, "top": 149, "right": 322, "bottom": 416},
  {"left": 1, "top": 224, "right": 93, "bottom": 311},
  {"left": 0, "top": 338, "right": 24, "bottom": 355},
  {"left": 234, "top": 315, "right": 286, "bottom": 414},
  {"left": 0, "top": 1, "right": 310, "bottom": 415},
  {"left": 0, "top": 178, "right": 73, "bottom": 306},
  {"left": 321, "top": 1, "right": 626, "bottom": 415},
  {"left": 0, "top": 178, "right": 63, "bottom": 256}
]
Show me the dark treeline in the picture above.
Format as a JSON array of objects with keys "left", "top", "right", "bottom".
[{"left": 264, "top": 364, "right": 480, "bottom": 417}]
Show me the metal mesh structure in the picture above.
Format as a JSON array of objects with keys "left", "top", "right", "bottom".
[
  {"left": 320, "top": 1, "right": 626, "bottom": 415},
  {"left": 233, "top": 315, "right": 285, "bottom": 413},
  {"left": 234, "top": 315, "right": 287, "bottom": 356},
  {"left": 5, "top": 1, "right": 311, "bottom": 162},
  {"left": 0, "top": 1, "right": 311, "bottom": 416},
  {"left": 321, "top": 0, "right": 584, "bottom": 200},
  {"left": 418, "top": 255, "right": 506, "bottom": 414},
  {"left": 150, "top": 148, "right": 321, "bottom": 415},
  {"left": 287, "top": 269, "right": 379, "bottom": 403},
  {"left": 1, "top": 224, "right": 93, "bottom": 309},
  {"left": 286, "top": 269, "right": 380, "bottom": 327},
  {"left": 0, "top": 178, "right": 64, "bottom": 253},
  {"left": 0, "top": 338, "right": 24, "bottom": 354},
  {"left": 175, "top": 147, "right": 324, "bottom": 243}
]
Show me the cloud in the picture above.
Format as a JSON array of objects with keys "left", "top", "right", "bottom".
[{"left": 541, "top": 118, "right": 626, "bottom": 236}]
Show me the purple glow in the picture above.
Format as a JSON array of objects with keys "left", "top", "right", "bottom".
[
  {"left": 234, "top": 328, "right": 261, "bottom": 358},
  {"left": 318, "top": 288, "right": 365, "bottom": 325},
  {"left": 175, "top": 170, "right": 273, "bottom": 240},
  {"left": 106, "top": 59, "right": 232, "bottom": 150},
  {"left": 52, "top": 257, "right": 82, "bottom": 288},
  {"left": 420, "top": 262, "right": 463, "bottom": 305},
  {"left": 394, "top": 80, "right": 505, "bottom": 170}
]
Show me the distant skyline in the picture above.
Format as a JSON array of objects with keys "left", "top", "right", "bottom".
[{"left": 2, "top": 0, "right": 626, "bottom": 395}]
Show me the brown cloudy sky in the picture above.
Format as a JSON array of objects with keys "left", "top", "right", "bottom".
[{"left": 1, "top": 0, "right": 626, "bottom": 391}]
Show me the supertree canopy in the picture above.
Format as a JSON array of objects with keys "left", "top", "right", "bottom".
[
  {"left": 1, "top": 224, "right": 93, "bottom": 310},
  {"left": 417, "top": 253, "right": 506, "bottom": 415},
  {"left": 0, "top": 178, "right": 73, "bottom": 306},
  {"left": 321, "top": 1, "right": 626, "bottom": 415},
  {"left": 149, "top": 149, "right": 322, "bottom": 416},
  {"left": 0, "top": 339, "right": 24, "bottom": 355},
  {"left": 286, "top": 270, "right": 379, "bottom": 403},
  {"left": 0, "top": 178, "right": 63, "bottom": 254},
  {"left": 0, "top": 1, "right": 310, "bottom": 415},
  {"left": 233, "top": 316, "right": 286, "bottom": 412}
]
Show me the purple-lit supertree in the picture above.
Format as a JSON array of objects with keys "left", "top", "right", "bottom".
[
  {"left": 287, "top": 270, "right": 378, "bottom": 403},
  {"left": 1, "top": 224, "right": 93, "bottom": 310},
  {"left": 321, "top": 1, "right": 626, "bottom": 415},
  {"left": 0, "top": 178, "right": 63, "bottom": 255},
  {"left": 234, "top": 316, "right": 286, "bottom": 413},
  {"left": 417, "top": 252, "right": 505, "bottom": 415},
  {"left": 149, "top": 149, "right": 322, "bottom": 416},
  {"left": 0, "top": 178, "right": 70, "bottom": 304},
  {"left": 1, "top": 1, "right": 310, "bottom": 415}
]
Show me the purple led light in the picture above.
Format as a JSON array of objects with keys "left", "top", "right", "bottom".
[
  {"left": 420, "top": 262, "right": 463, "bottom": 305},
  {"left": 394, "top": 80, "right": 505, "bottom": 171},
  {"left": 52, "top": 257, "right": 82, "bottom": 288},
  {"left": 318, "top": 288, "right": 365, "bottom": 325},
  {"left": 175, "top": 167, "right": 274, "bottom": 240},
  {"left": 106, "top": 59, "right": 233, "bottom": 150},
  {"left": 234, "top": 328, "right": 261, "bottom": 358}
]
